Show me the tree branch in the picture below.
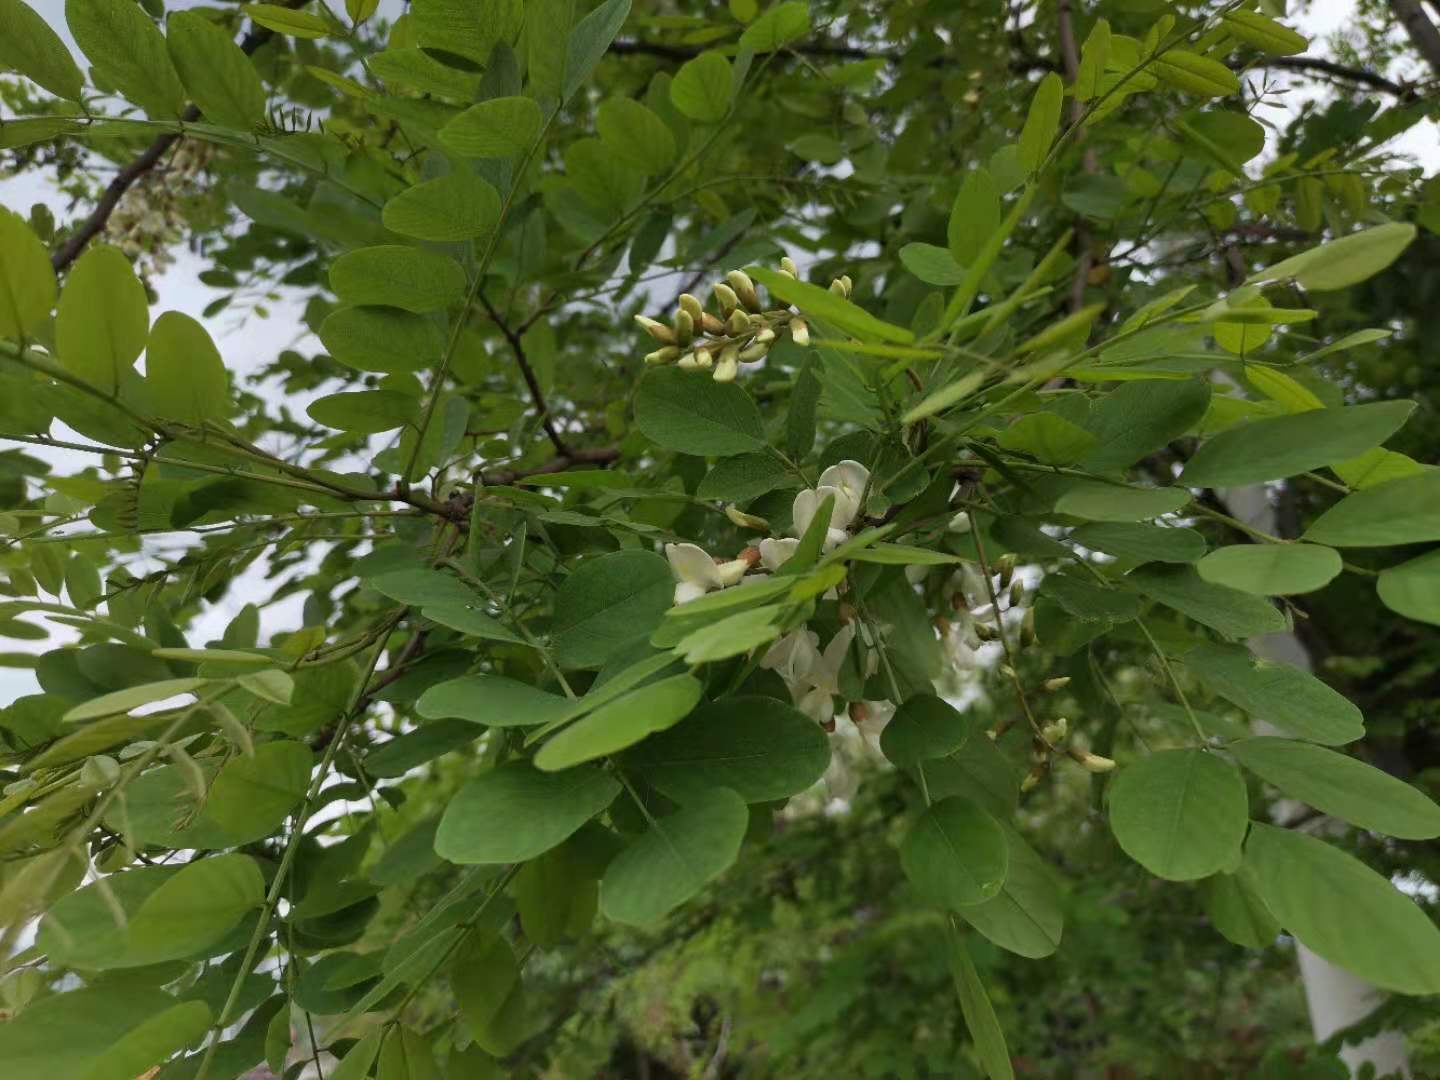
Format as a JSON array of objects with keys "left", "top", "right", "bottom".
[
  {"left": 1260, "top": 55, "right": 1417, "bottom": 98},
  {"left": 49, "top": 5, "right": 296, "bottom": 273},
  {"left": 1389, "top": 0, "right": 1440, "bottom": 78},
  {"left": 476, "top": 292, "right": 570, "bottom": 456},
  {"left": 477, "top": 446, "right": 620, "bottom": 487}
]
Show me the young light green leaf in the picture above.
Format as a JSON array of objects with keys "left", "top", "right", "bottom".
[
  {"left": 0, "top": 0, "right": 83, "bottom": 100},
  {"left": 534, "top": 674, "right": 702, "bottom": 770},
  {"left": 240, "top": 2, "right": 331, "bottom": 38},
  {"left": 435, "top": 762, "right": 620, "bottom": 864},
  {"left": 1196, "top": 543, "right": 1342, "bottom": 596},
  {"left": 439, "top": 97, "right": 543, "bottom": 159},
  {"left": 412, "top": 0, "right": 517, "bottom": 64},
  {"left": 625, "top": 695, "right": 830, "bottom": 802},
  {"left": 1245, "top": 824, "right": 1440, "bottom": 995},
  {"left": 670, "top": 50, "right": 732, "bottom": 122},
  {"left": 0, "top": 206, "right": 56, "bottom": 339},
  {"left": 738, "top": 0, "right": 808, "bottom": 51},
  {"left": 635, "top": 367, "right": 766, "bottom": 456},
  {"left": 997, "top": 413, "right": 1097, "bottom": 466},
  {"left": 307, "top": 389, "right": 419, "bottom": 433},
  {"left": 1378, "top": 548, "right": 1440, "bottom": 626},
  {"left": 1080, "top": 378, "right": 1211, "bottom": 472},
  {"left": 1184, "top": 642, "right": 1364, "bottom": 745},
  {"left": 1151, "top": 49, "right": 1240, "bottom": 97},
  {"left": 1222, "top": 10, "right": 1308, "bottom": 55},
  {"left": 1053, "top": 480, "right": 1190, "bottom": 522},
  {"left": 417, "top": 674, "right": 572, "bottom": 727},
  {"left": 55, "top": 245, "right": 149, "bottom": 397},
  {"left": 0, "top": 987, "right": 207, "bottom": 1079},
  {"left": 900, "top": 242, "right": 967, "bottom": 286},
  {"left": 1182, "top": 401, "right": 1415, "bottom": 488},
  {"left": 1070, "top": 522, "right": 1207, "bottom": 563},
  {"left": 561, "top": 0, "right": 631, "bottom": 102},
  {"left": 1304, "top": 470, "right": 1440, "bottom": 547},
  {"left": 319, "top": 306, "right": 444, "bottom": 375},
  {"left": 599, "top": 785, "right": 748, "bottom": 926},
  {"left": 63, "top": 677, "right": 209, "bottom": 723},
  {"left": 1108, "top": 749, "right": 1248, "bottom": 880},
  {"left": 369, "top": 47, "right": 479, "bottom": 99},
  {"left": 1074, "top": 17, "right": 1110, "bottom": 101},
  {"left": 1248, "top": 222, "right": 1417, "bottom": 292},
  {"left": 167, "top": 10, "right": 267, "bottom": 130},
  {"left": 1231, "top": 737, "right": 1440, "bottom": 839},
  {"left": 1018, "top": 72, "right": 1063, "bottom": 173},
  {"left": 67, "top": 0, "right": 186, "bottom": 116},
  {"left": 748, "top": 265, "right": 915, "bottom": 344},
  {"left": 596, "top": 97, "right": 676, "bottom": 174},
  {"left": 329, "top": 246, "right": 466, "bottom": 314},
  {"left": 206, "top": 740, "right": 313, "bottom": 841},
  {"left": 127, "top": 854, "right": 265, "bottom": 962},
  {"left": 145, "top": 311, "right": 229, "bottom": 425},
  {"left": 382, "top": 172, "right": 502, "bottom": 242},
  {"left": 901, "top": 796, "right": 1009, "bottom": 907}
]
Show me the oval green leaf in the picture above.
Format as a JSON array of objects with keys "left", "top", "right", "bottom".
[
  {"left": 434, "top": 762, "right": 620, "bottom": 864},
  {"left": 900, "top": 796, "right": 1009, "bottom": 907},
  {"left": 1107, "top": 749, "right": 1248, "bottom": 881}
]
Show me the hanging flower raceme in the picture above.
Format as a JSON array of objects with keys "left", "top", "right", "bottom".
[{"left": 633, "top": 255, "right": 853, "bottom": 381}]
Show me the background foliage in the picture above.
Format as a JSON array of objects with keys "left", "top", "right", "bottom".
[{"left": 2, "top": 0, "right": 1440, "bottom": 1076}]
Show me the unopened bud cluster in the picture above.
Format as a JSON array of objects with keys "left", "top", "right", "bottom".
[{"left": 635, "top": 257, "right": 853, "bottom": 381}]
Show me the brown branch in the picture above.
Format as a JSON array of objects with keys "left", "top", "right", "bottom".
[
  {"left": 476, "top": 292, "right": 571, "bottom": 456},
  {"left": 1388, "top": 0, "right": 1440, "bottom": 78},
  {"left": 50, "top": 5, "right": 297, "bottom": 273},
  {"left": 478, "top": 446, "right": 620, "bottom": 487},
  {"left": 1259, "top": 55, "right": 1417, "bottom": 98}
]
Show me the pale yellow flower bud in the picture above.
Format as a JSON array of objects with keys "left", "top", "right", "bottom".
[
  {"left": 738, "top": 341, "right": 770, "bottom": 362},
  {"left": 673, "top": 308, "right": 695, "bottom": 347},
  {"left": 713, "top": 282, "right": 740, "bottom": 316},
  {"left": 789, "top": 317, "right": 810, "bottom": 346},
  {"left": 1073, "top": 749, "right": 1115, "bottom": 773},
  {"left": 725, "top": 505, "right": 769, "bottom": 530},
  {"left": 829, "top": 278, "right": 848, "bottom": 297},
  {"left": 713, "top": 343, "right": 741, "bottom": 383},
  {"left": 780, "top": 256, "right": 799, "bottom": 277},
  {"left": 754, "top": 327, "right": 777, "bottom": 345},
  {"left": 726, "top": 270, "right": 761, "bottom": 312},
  {"left": 677, "top": 352, "right": 702, "bottom": 370},
  {"left": 701, "top": 312, "right": 727, "bottom": 335},
  {"left": 635, "top": 315, "right": 676, "bottom": 344},
  {"left": 1043, "top": 676, "right": 1071, "bottom": 692},
  {"left": 725, "top": 310, "right": 750, "bottom": 336},
  {"left": 678, "top": 293, "right": 705, "bottom": 320},
  {"left": 1040, "top": 717, "right": 1068, "bottom": 743},
  {"left": 644, "top": 346, "right": 681, "bottom": 365}
]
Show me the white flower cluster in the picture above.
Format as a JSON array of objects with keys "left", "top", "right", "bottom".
[{"left": 102, "top": 139, "right": 214, "bottom": 278}]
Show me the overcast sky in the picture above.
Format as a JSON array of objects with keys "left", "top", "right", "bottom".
[{"left": 0, "top": 0, "right": 1435, "bottom": 702}]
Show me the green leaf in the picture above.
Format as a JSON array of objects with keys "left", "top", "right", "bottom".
[
  {"left": 880, "top": 694, "right": 973, "bottom": 769},
  {"left": 382, "top": 172, "right": 501, "bottom": 242},
  {"left": 635, "top": 367, "right": 766, "bottom": 456},
  {"left": 1230, "top": 737, "right": 1440, "bottom": 839},
  {"left": 62, "top": 677, "right": 208, "bottom": 722},
  {"left": 599, "top": 785, "right": 748, "bottom": 926},
  {"left": 1080, "top": 378, "right": 1210, "bottom": 472},
  {"left": 1249, "top": 222, "right": 1417, "bottom": 292},
  {"left": 948, "top": 168, "right": 1000, "bottom": 266},
  {"left": 307, "top": 389, "right": 419, "bottom": 433},
  {"left": 1378, "top": 548, "right": 1440, "bottom": 625},
  {"left": 369, "top": 48, "right": 478, "bottom": 99},
  {"left": 67, "top": 0, "right": 186, "bottom": 116},
  {"left": 329, "top": 246, "right": 466, "bottom": 314},
  {"left": 954, "top": 826, "right": 1064, "bottom": 959},
  {"left": 696, "top": 452, "right": 792, "bottom": 502},
  {"left": 417, "top": 674, "right": 572, "bottom": 727},
  {"left": 367, "top": 719, "right": 476, "bottom": 777},
  {"left": 625, "top": 695, "right": 830, "bottom": 802},
  {"left": 0, "top": 0, "right": 83, "bottom": 99},
  {"left": 205, "top": 740, "right": 313, "bottom": 842},
  {"left": 1196, "top": 542, "right": 1342, "bottom": 596},
  {"left": 1074, "top": 17, "right": 1110, "bottom": 102},
  {"left": 435, "top": 762, "right": 620, "bottom": 863},
  {"left": 673, "top": 604, "right": 785, "bottom": 663},
  {"left": 439, "top": 97, "right": 543, "bottom": 159},
  {"left": 1304, "top": 470, "right": 1440, "bottom": 547},
  {"left": 1222, "top": 10, "right": 1307, "bottom": 54},
  {"left": 551, "top": 550, "right": 673, "bottom": 669},
  {"left": 848, "top": 543, "right": 963, "bottom": 566},
  {"left": 240, "top": 2, "right": 330, "bottom": 38},
  {"left": 535, "top": 674, "right": 702, "bottom": 770},
  {"left": 749, "top": 265, "right": 915, "bottom": 345},
  {"left": 738, "top": 0, "right": 808, "bottom": 50},
  {"left": 0, "top": 206, "right": 55, "bottom": 339},
  {"left": 0, "top": 987, "right": 207, "bottom": 1079},
  {"left": 411, "top": 0, "right": 517, "bottom": 64},
  {"left": 127, "top": 854, "right": 265, "bottom": 962},
  {"left": 1128, "top": 565, "right": 1287, "bottom": 639},
  {"left": 55, "top": 245, "right": 149, "bottom": 397},
  {"left": 596, "top": 96, "right": 675, "bottom": 174},
  {"left": 167, "top": 10, "right": 266, "bottom": 130},
  {"left": 1070, "top": 522, "right": 1206, "bottom": 564},
  {"left": 65, "top": 555, "right": 102, "bottom": 610},
  {"left": 1183, "top": 642, "right": 1364, "bottom": 745},
  {"left": 901, "top": 796, "right": 1008, "bottom": 907},
  {"left": 1053, "top": 480, "right": 1190, "bottom": 522},
  {"left": 670, "top": 50, "right": 731, "bottom": 123},
  {"left": 997, "top": 413, "right": 1097, "bottom": 466},
  {"left": 1018, "top": 72, "right": 1063, "bottom": 172},
  {"left": 328, "top": 1030, "right": 384, "bottom": 1080},
  {"left": 1245, "top": 824, "right": 1440, "bottom": 995},
  {"left": 948, "top": 934, "right": 1015, "bottom": 1080},
  {"left": 378, "top": 1025, "right": 441, "bottom": 1080},
  {"left": 1107, "top": 749, "right": 1248, "bottom": 881},
  {"left": 145, "top": 311, "right": 229, "bottom": 425},
  {"left": 451, "top": 935, "right": 527, "bottom": 1056},
  {"left": 1206, "top": 867, "right": 1280, "bottom": 949},
  {"left": 900, "top": 242, "right": 967, "bottom": 286},
  {"left": 560, "top": 0, "right": 631, "bottom": 102},
  {"left": 1182, "top": 401, "right": 1415, "bottom": 488},
  {"left": 319, "top": 306, "right": 443, "bottom": 375},
  {"left": 1152, "top": 49, "right": 1241, "bottom": 97}
]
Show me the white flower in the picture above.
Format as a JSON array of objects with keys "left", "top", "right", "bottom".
[
  {"left": 665, "top": 542, "right": 749, "bottom": 605},
  {"left": 792, "top": 623, "right": 856, "bottom": 725},
  {"left": 948, "top": 510, "right": 973, "bottom": 534},
  {"left": 758, "top": 537, "right": 799, "bottom": 571},
  {"left": 850, "top": 699, "right": 896, "bottom": 739},
  {"left": 761, "top": 628, "right": 820, "bottom": 684},
  {"left": 792, "top": 488, "right": 852, "bottom": 551},
  {"left": 816, "top": 460, "right": 869, "bottom": 528}
]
